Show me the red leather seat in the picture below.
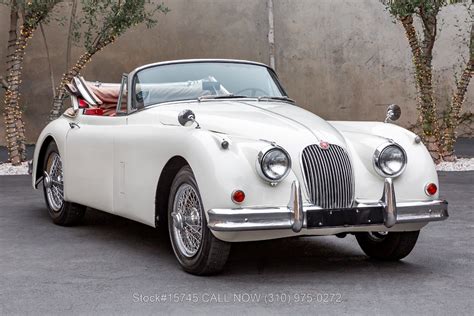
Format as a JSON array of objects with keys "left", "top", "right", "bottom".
[{"left": 82, "top": 81, "right": 126, "bottom": 116}]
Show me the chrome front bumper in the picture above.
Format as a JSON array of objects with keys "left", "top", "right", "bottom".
[{"left": 208, "top": 179, "right": 448, "bottom": 232}]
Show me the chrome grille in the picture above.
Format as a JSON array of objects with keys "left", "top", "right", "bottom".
[{"left": 301, "top": 144, "right": 354, "bottom": 209}]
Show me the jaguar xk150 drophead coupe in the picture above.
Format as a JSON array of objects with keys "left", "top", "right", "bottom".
[{"left": 32, "top": 59, "right": 448, "bottom": 275}]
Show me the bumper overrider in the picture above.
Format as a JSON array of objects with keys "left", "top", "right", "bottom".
[{"left": 207, "top": 179, "right": 448, "bottom": 232}]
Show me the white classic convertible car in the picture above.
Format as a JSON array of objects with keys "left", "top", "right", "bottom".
[{"left": 32, "top": 59, "right": 448, "bottom": 275}]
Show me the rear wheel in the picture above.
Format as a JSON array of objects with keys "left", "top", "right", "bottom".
[
  {"left": 355, "top": 231, "right": 420, "bottom": 261},
  {"left": 43, "top": 141, "right": 86, "bottom": 226},
  {"left": 168, "top": 166, "right": 230, "bottom": 275}
]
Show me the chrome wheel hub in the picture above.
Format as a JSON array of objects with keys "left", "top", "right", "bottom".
[
  {"left": 43, "top": 171, "right": 52, "bottom": 189},
  {"left": 44, "top": 152, "right": 64, "bottom": 212},
  {"left": 171, "top": 184, "right": 203, "bottom": 258},
  {"left": 187, "top": 207, "right": 200, "bottom": 226},
  {"left": 172, "top": 212, "right": 184, "bottom": 230},
  {"left": 368, "top": 231, "right": 389, "bottom": 241}
]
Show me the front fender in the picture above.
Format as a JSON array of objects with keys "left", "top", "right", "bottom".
[
  {"left": 114, "top": 122, "right": 298, "bottom": 227},
  {"left": 172, "top": 129, "right": 298, "bottom": 214},
  {"left": 32, "top": 117, "right": 70, "bottom": 191},
  {"left": 330, "top": 121, "right": 439, "bottom": 202}
]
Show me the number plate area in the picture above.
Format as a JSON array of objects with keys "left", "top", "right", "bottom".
[{"left": 306, "top": 207, "right": 384, "bottom": 228}]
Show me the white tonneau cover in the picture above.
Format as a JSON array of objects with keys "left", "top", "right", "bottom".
[{"left": 137, "top": 76, "right": 230, "bottom": 105}]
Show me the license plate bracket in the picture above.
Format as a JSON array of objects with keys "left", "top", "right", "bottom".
[{"left": 306, "top": 207, "right": 384, "bottom": 228}]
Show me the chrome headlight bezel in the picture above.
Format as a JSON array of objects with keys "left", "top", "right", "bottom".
[
  {"left": 373, "top": 142, "right": 407, "bottom": 178},
  {"left": 256, "top": 146, "right": 292, "bottom": 184}
]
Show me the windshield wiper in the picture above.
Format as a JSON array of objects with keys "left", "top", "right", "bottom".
[
  {"left": 197, "top": 94, "right": 295, "bottom": 103},
  {"left": 257, "top": 96, "right": 295, "bottom": 103},
  {"left": 198, "top": 94, "right": 248, "bottom": 101}
]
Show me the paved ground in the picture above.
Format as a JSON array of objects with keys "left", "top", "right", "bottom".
[
  {"left": 0, "top": 172, "right": 473, "bottom": 315},
  {"left": 455, "top": 137, "right": 474, "bottom": 158}
]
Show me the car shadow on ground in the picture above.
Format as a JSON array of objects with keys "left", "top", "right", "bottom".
[{"left": 39, "top": 206, "right": 424, "bottom": 277}]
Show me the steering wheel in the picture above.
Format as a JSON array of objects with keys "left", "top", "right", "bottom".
[
  {"left": 234, "top": 88, "right": 268, "bottom": 97},
  {"left": 135, "top": 90, "right": 150, "bottom": 107}
]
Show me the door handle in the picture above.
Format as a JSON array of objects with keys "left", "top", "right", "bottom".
[{"left": 69, "top": 122, "right": 80, "bottom": 129}]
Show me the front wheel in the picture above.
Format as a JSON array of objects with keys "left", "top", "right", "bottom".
[
  {"left": 168, "top": 166, "right": 231, "bottom": 275},
  {"left": 42, "top": 141, "right": 86, "bottom": 226},
  {"left": 355, "top": 231, "right": 420, "bottom": 261}
]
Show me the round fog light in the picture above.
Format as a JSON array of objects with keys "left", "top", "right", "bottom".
[
  {"left": 232, "top": 190, "right": 245, "bottom": 204},
  {"left": 425, "top": 183, "right": 437, "bottom": 196}
]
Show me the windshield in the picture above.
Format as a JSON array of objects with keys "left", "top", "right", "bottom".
[{"left": 132, "top": 62, "right": 286, "bottom": 108}]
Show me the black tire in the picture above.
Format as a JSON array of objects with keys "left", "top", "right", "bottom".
[
  {"left": 42, "top": 141, "right": 86, "bottom": 226},
  {"left": 168, "top": 166, "right": 231, "bottom": 275},
  {"left": 355, "top": 231, "right": 420, "bottom": 261}
]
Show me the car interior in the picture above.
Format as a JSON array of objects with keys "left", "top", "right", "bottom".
[
  {"left": 65, "top": 76, "right": 126, "bottom": 117},
  {"left": 65, "top": 75, "right": 230, "bottom": 117}
]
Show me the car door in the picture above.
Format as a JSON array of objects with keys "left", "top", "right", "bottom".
[{"left": 65, "top": 114, "right": 127, "bottom": 213}]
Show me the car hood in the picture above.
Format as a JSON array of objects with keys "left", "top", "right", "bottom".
[{"left": 156, "top": 100, "right": 347, "bottom": 147}]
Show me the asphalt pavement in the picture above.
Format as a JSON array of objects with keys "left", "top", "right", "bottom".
[
  {"left": 0, "top": 172, "right": 473, "bottom": 315},
  {"left": 455, "top": 137, "right": 474, "bottom": 158}
]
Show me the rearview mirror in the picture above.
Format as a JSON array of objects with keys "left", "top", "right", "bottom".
[{"left": 385, "top": 104, "right": 401, "bottom": 123}]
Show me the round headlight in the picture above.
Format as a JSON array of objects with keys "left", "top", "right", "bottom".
[
  {"left": 258, "top": 147, "right": 291, "bottom": 182},
  {"left": 374, "top": 143, "right": 407, "bottom": 177}
]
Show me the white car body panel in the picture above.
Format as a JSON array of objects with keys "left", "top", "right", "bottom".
[{"left": 32, "top": 59, "right": 444, "bottom": 242}]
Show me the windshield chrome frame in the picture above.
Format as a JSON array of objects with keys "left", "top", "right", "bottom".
[{"left": 126, "top": 59, "right": 289, "bottom": 114}]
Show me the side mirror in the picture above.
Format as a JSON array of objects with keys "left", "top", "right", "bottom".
[
  {"left": 385, "top": 104, "right": 401, "bottom": 123},
  {"left": 178, "top": 109, "right": 200, "bottom": 129}
]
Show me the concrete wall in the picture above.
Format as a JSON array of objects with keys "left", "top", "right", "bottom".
[{"left": 0, "top": 0, "right": 472, "bottom": 144}]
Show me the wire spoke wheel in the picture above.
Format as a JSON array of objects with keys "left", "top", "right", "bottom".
[
  {"left": 167, "top": 166, "right": 231, "bottom": 275},
  {"left": 171, "top": 183, "right": 203, "bottom": 257},
  {"left": 44, "top": 152, "right": 64, "bottom": 212},
  {"left": 41, "top": 142, "right": 86, "bottom": 226}
]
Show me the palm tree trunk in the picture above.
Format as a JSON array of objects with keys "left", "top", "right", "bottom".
[
  {"left": 49, "top": 37, "right": 116, "bottom": 121},
  {"left": 48, "top": 0, "right": 79, "bottom": 122},
  {"left": 440, "top": 23, "right": 474, "bottom": 161},
  {"left": 8, "top": 25, "right": 35, "bottom": 163},
  {"left": 3, "top": 1, "right": 60, "bottom": 164},
  {"left": 400, "top": 15, "right": 441, "bottom": 162},
  {"left": 49, "top": 51, "right": 94, "bottom": 121},
  {"left": 3, "top": 4, "right": 23, "bottom": 165}
]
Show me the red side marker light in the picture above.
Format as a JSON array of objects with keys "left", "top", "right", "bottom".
[
  {"left": 232, "top": 190, "right": 245, "bottom": 204},
  {"left": 425, "top": 183, "right": 437, "bottom": 196}
]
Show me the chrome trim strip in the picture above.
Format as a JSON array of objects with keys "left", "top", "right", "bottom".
[
  {"left": 288, "top": 181, "right": 303, "bottom": 232},
  {"left": 133, "top": 59, "right": 271, "bottom": 74},
  {"left": 207, "top": 207, "right": 291, "bottom": 231},
  {"left": 207, "top": 180, "right": 448, "bottom": 232},
  {"left": 208, "top": 200, "right": 448, "bottom": 232},
  {"left": 381, "top": 178, "right": 397, "bottom": 227}
]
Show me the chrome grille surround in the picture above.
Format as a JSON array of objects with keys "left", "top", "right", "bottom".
[{"left": 301, "top": 144, "right": 354, "bottom": 209}]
